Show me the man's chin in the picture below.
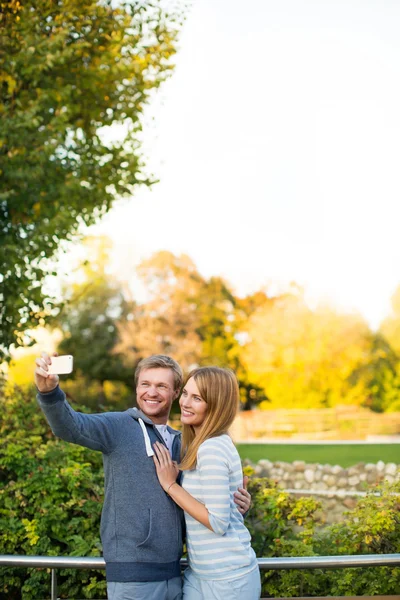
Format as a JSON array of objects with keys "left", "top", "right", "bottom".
[{"left": 139, "top": 402, "right": 165, "bottom": 417}]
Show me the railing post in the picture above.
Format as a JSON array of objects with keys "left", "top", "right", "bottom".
[{"left": 51, "top": 568, "right": 57, "bottom": 600}]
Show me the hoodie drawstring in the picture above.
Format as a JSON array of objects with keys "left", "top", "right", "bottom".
[{"left": 138, "top": 418, "right": 155, "bottom": 457}]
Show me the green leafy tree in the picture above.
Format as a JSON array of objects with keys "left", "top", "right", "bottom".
[
  {"left": 194, "top": 277, "right": 267, "bottom": 409},
  {"left": 0, "top": 0, "right": 184, "bottom": 361},
  {"left": 54, "top": 236, "right": 134, "bottom": 409},
  {"left": 379, "top": 360, "right": 400, "bottom": 412},
  {"left": 194, "top": 276, "right": 237, "bottom": 365},
  {"left": 381, "top": 285, "right": 400, "bottom": 355},
  {"left": 349, "top": 333, "right": 400, "bottom": 412}
]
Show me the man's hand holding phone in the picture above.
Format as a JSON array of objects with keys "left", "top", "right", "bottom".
[{"left": 35, "top": 353, "right": 73, "bottom": 393}]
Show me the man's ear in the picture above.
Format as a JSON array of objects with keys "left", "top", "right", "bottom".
[{"left": 174, "top": 389, "right": 180, "bottom": 400}]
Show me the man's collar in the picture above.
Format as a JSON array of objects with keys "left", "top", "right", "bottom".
[{"left": 128, "top": 407, "right": 181, "bottom": 435}]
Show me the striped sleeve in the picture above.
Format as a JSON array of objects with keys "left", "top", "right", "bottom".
[{"left": 197, "top": 439, "right": 231, "bottom": 535}]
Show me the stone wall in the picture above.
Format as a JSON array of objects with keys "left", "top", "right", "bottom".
[
  {"left": 251, "top": 458, "right": 399, "bottom": 490},
  {"left": 246, "top": 459, "right": 400, "bottom": 523}
]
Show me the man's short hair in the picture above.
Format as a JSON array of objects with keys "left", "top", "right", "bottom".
[{"left": 134, "top": 355, "right": 183, "bottom": 391}]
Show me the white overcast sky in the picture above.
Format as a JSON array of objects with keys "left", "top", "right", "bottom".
[{"left": 84, "top": 0, "right": 400, "bottom": 329}]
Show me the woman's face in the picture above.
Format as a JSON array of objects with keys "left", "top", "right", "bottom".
[{"left": 179, "top": 377, "right": 208, "bottom": 432}]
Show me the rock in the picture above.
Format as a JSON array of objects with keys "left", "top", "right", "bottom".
[
  {"left": 304, "top": 469, "right": 315, "bottom": 483},
  {"left": 293, "top": 461, "right": 306, "bottom": 472},
  {"left": 364, "top": 463, "right": 376, "bottom": 471},
  {"left": 385, "top": 463, "right": 397, "bottom": 476},
  {"left": 376, "top": 460, "right": 385, "bottom": 472},
  {"left": 348, "top": 475, "right": 360, "bottom": 487},
  {"left": 348, "top": 467, "right": 359, "bottom": 476},
  {"left": 331, "top": 465, "right": 343, "bottom": 475},
  {"left": 258, "top": 459, "right": 272, "bottom": 470},
  {"left": 337, "top": 477, "right": 348, "bottom": 488},
  {"left": 343, "top": 497, "right": 357, "bottom": 509},
  {"left": 315, "top": 481, "right": 328, "bottom": 491}
]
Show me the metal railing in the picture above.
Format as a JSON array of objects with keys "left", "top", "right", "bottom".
[{"left": 1, "top": 553, "right": 400, "bottom": 600}]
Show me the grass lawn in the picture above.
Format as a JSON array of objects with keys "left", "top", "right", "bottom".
[{"left": 236, "top": 443, "right": 400, "bottom": 467}]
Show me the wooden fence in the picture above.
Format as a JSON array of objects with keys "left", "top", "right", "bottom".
[{"left": 229, "top": 405, "right": 400, "bottom": 441}]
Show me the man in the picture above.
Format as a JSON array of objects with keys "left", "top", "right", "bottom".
[{"left": 35, "top": 353, "right": 251, "bottom": 600}]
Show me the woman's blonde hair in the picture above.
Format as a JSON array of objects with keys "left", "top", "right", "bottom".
[{"left": 179, "top": 366, "right": 239, "bottom": 471}]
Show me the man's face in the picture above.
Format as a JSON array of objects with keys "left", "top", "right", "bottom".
[{"left": 136, "top": 368, "right": 178, "bottom": 424}]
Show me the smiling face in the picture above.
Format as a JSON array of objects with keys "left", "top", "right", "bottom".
[
  {"left": 179, "top": 376, "right": 208, "bottom": 434},
  {"left": 136, "top": 367, "right": 178, "bottom": 424}
]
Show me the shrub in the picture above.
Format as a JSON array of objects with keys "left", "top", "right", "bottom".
[
  {"left": 245, "top": 469, "right": 400, "bottom": 597},
  {"left": 1, "top": 387, "right": 399, "bottom": 598},
  {"left": 0, "top": 385, "right": 106, "bottom": 599}
]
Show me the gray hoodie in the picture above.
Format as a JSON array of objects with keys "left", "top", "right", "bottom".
[{"left": 37, "top": 386, "right": 184, "bottom": 582}]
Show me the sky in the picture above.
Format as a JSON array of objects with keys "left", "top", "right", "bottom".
[{"left": 83, "top": 0, "right": 400, "bottom": 330}]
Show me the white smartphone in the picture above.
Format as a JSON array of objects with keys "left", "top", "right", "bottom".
[{"left": 47, "top": 355, "right": 74, "bottom": 375}]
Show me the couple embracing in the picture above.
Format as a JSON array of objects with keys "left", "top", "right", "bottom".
[{"left": 35, "top": 353, "right": 261, "bottom": 600}]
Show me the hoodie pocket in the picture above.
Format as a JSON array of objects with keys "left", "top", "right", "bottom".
[
  {"left": 136, "top": 509, "right": 152, "bottom": 547},
  {"left": 116, "top": 508, "right": 152, "bottom": 559},
  {"left": 136, "top": 506, "right": 182, "bottom": 562}
]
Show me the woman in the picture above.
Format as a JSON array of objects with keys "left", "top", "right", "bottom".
[{"left": 153, "top": 366, "right": 261, "bottom": 600}]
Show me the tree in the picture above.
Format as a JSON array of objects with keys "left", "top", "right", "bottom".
[
  {"left": 54, "top": 236, "right": 134, "bottom": 409},
  {"left": 0, "top": 0, "right": 184, "bottom": 361},
  {"left": 381, "top": 285, "right": 400, "bottom": 355},
  {"left": 360, "top": 285, "right": 400, "bottom": 412},
  {"left": 115, "top": 251, "right": 205, "bottom": 373},
  {"left": 243, "top": 289, "right": 370, "bottom": 409},
  {"left": 116, "top": 250, "right": 267, "bottom": 408},
  {"left": 349, "top": 333, "right": 400, "bottom": 413}
]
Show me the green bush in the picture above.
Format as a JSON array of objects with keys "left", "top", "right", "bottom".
[
  {"left": 1, "top": 385, "right": 399, "bottom": 598},
  {"left": 0, "top": 385, "right": 106, "bottom": 599},
  {"left": 245, "top": 468, "right": 400, "bottom": 597}
]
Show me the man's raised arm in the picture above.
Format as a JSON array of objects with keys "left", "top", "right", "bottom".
[{"left": 35, "top": 352, "right": 118, "bottom": 454}]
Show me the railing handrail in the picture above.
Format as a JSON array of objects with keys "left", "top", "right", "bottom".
[{"left": 1, "top": 553, "right": 400, "bottom": 570}]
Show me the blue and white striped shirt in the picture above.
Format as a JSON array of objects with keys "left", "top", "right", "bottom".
[{"left": 181, "top": 434, "right": 258, "bottom": 580}]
